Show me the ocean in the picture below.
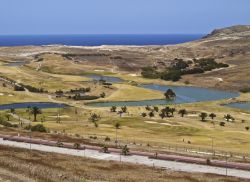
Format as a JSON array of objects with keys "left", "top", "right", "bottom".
[{"left": 0, "top": 34, "right": 204, "bottom": 46}]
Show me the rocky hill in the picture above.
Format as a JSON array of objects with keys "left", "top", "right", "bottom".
[{"left": 0, "top": 25, "right": 249, "bottom": 91}]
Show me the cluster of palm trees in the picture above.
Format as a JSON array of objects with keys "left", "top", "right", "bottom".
[
  {"left": 10, "top": 106, "right": 42, "bottom": 122},
  {"left": 110, "top": 106, "right": 128, "bottom": 117},
  {"left": 198, "top": 112, "right": 217, "bottom": 121},
  {"left": 142, "top": 105, "right": 178, "bottom": 119},
  {"left": 139, "top": 105, "right": 242, "bottom": 127}
]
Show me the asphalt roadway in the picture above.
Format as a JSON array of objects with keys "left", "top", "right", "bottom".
[{"left": 0, "top": 134, "right": 250, "bottom": 179}]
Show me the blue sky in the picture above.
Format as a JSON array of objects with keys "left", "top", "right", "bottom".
[{"left": 0, "top": 0, "right": 249, "bottom": 35}]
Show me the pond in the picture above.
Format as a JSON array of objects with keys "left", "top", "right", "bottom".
[
  {"left": 0, "top": 102, "right": 69, "bottom": 110},
  {"left": 85, "top": 74, "right": 124, "bottom": 83},
  {"left": 87, "top": 84, "right": 239, "bottom": 107},
  {"left": 4, "top": 61, "right": 29, "bottom": 67},
  {"left": 224, "top": 102, "right": 250, "bottom": 110}
]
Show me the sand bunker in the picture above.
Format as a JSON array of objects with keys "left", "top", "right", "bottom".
[{"left": 48, "top": 115, "right": 70, "bottom": 118}]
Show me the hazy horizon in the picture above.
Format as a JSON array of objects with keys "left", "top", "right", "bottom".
[{"left": 1, "top": 0, "right": 250, "bottom": 35}]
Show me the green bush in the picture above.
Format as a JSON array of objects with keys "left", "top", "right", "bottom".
[
  {"left": 161, "top": 70, "right": 182, "bottom": 81},
  {"left": 240, "top": 87, "right": 250, "bottom": 93},
  {"left": 141, "top": 66, "right": 160, "bottom": 79},
  {"left": 0, "top": 120, "right": 18, "bottom": 128},
  {"left": 25, "top": 124, "right": 47, "bottom": 132}
]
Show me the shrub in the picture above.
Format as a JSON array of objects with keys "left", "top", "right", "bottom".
[
  {"left": 245, "top": 126, "right": 249, "bottom": 131},
  {"left": 141, "top": 66, "right": 160, "bottom": 79},
  {"left": 105, "top": 136, "right": 111, "bottom": 142},
  {"left": 121, "top": 145, "right": 130, "bottom": 156},
  {"left": 100, "top": 92, "right": 106, "bottom": 98},
  {"left": 25, "top": 124, "right": 47, "bottom": 132},
  {"left": 0, "top": 120, "right": 18, "bottom": 128},
  {"left": 14, "top": 85, "right": 25, "bottom": 91},
  {"left": 73, "top": 94, "right": 100, "bottom": 100},
  {"left": 240, "top": 87, "right": 250, "bottom": 93},
  {"left": 220, "top": 122, "right": 225, "bottom": 127},
  {"left": 74, "top": 143, "right": 80, "bottom": 149},
  {"left": 161, "top": 70, "right": 182, "bottom": 82}
]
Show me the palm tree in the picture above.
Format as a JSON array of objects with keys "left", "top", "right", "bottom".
[
  {"left": 161, "top": 107, "right": 171, "bottom": 117},
  {"left": 30, "top": 107, "right": 42, "bottom": 122},
  {"left": 178, "top": 109, "right": 187, "bottom": 117},
  {"left": 141, "top": 112, "right": 147, "bottom": 117},
  {"left": 170, "top": 108, "right": 176, "bottom": 116},
  {"left": 10, "top": 108, "right": 15, "bottom": 114},
  {"left": 110, "top": 106, "right": 117, "bottom": 112},
  {"left": 224, "top": 114, "right": 234, "bottom": 122},
  {"left": 159, "top": 111, "right": 166, "bottom": 119},
  {"left": 149, "top": 111, "right": 154, "bottom": 118},
  {"left": 89, "top": 113, "right": 101, "bottom": 122},
  {"left": 121, "top": 145, "right": 130, "bottom": 156},
  {"left": 121, "top": 106, "right": 127, "bottom": 113},
  {"left": 209, "top": 113, "right": 216, "bottom": 120},
  {"left": 5, "top": 113, "right": 10, "bottom": 121},
  {"left": 153, "top": 106, "right": 159, "bottom": 112},
  {"left": 115, "top": 122, "right": 121, "bottom": 146},
  {"left": 74, "top": 143, "right": 80, "bottom": 149},
  {"left": 26, "top": 106, "right": 32, "bottom": 120},
  {"left": 145, "top": 105, "right": 151, "bottom": 111},
  {"left": 102, "top": 145, "right": 109, "bottom": 153},
  {"left": 199, "top": 112, "right": 208, "bottom": 121}
]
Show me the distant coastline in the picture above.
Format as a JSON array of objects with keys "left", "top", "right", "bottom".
[{"left": 0, "top": 34, "right": 204, "bottom": 46}]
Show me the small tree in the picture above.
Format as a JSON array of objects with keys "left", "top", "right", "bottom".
[
  {"left": 30, "top": 107, "right": 42, "bottom": 122},
  {"left": 10, "top": 108, "right": 15, "bottom": 114},
  {"left": 74, "top": 143, "right": 80, "bottom": 149},
  {"left": 115, "top": 122, "right": 121, "bottom": 129},
  {"left": 145, "top": 105, "right": 151, "bottom": 111},
  {"left": 170, "top": 108, "right": 176, "bottom": 116},
  {"left": 178, "top": 109, "right": 187, "bottom": 117},
  {"left": 164, "top": 89, "right": 176, "bottom": 100},
  {"left": 115, "top": 122, "right": 121, "bottom": 145},
  {"left": 5, "top": 113, "right": 11, "bottom": 121},
  {"left": 141, "top": 112, "right": 147, "bottom": 117},
  {"left": 102, "top": 145, "right": 109, "bottom": 153},
  {"left": 110, "top": 106, "right": 117, "bottom": 112},
  {"left": 209, "top": 113, "right": 216, "bottom": 120},
  {"left": 220, "top": 122, "right": 225, "bottom": 127},
  {"left": 149, "top": 111, "right": 154, "bottom": 118},
  {"left": 100, "top": 92, "right": 106, "bottom": 98},
  {"left": 159, "top": 112, "right": 166, "bottom": 119},
  {"left": 89, "top": 113, "right": 101, "bottom": 122},
  {"left": 245, "top": 126, "right": 249, "bottom": 131},
  {"left": 153, "top": 106, "right": 159, "bottom": 112},
  {"left": 199, "top": 112, "right": 208, "bottom": 121},
  {"left": 121, "top": 106, "right": 127, "bottom": 113},
  {"left": 121, "top": 145, "right": 130, "bottom": 156},
  {"left": 224, "top": 114, "right": 234, "bottom": 122}
]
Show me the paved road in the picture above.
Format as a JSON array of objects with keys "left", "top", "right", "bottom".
[{"left": 0, "top": 137, "right": 250, "bottom": 179}]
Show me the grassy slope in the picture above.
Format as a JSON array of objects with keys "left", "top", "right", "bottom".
[{"left": 0, "top": 55, "right": 250, "bottom": 155}]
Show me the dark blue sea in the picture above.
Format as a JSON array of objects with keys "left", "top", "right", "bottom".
[{"left": 0, "top": 34, "right": 204, "bottom": 46}]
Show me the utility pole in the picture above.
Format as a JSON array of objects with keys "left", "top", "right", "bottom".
[
  {"left": 226, "top": 156, "right": 228, "bottom": 176},
  {"left": 211, "top": 137, "right": 214, "bottom": 155}
]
